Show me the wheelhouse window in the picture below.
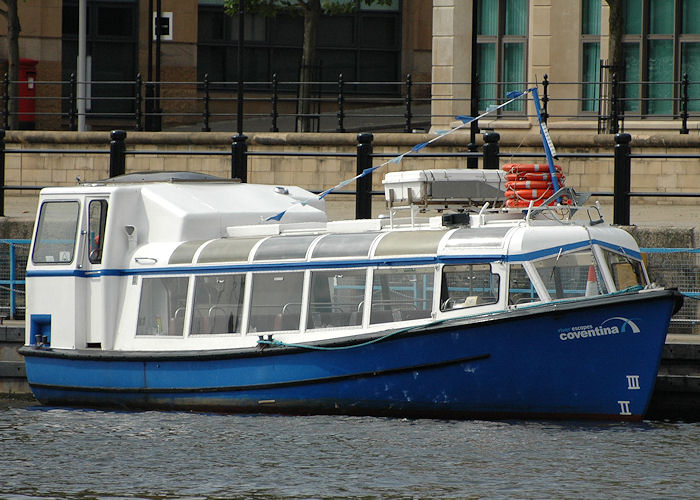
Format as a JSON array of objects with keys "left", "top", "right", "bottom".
[
  {"left": 477, "top": 0, "right": 528, "bottom": 113},
  {"left": 507, "top": 263, "right": 539, "bottom": 305},
  {"left": 249, "top": 271, "right": 304, "bottom": 332},
  {"left": 307, "top": 269, "right": 366, "bottom": 329},
  {"left": 601, "top": 248, "right": 648, "bottom": 290},
  {"left": 191, "top": 274, "right": 246, "bottom": 334},
  {"left": 136, "top": 277, "right": 189, "bottom": 336},
  {"left": 440, "top": 264, "right": 500, "bottom": 311},
  {"left": 88, "top": 200, "right": 108, "bottom": 264},
  {"left": 32, "top": 201, "right": 80, "bottom": 264},
  {"left": 370, "top": 267, "right": 434, "bottom": 324},
  {"left": 533, "top": 249, "right": 608, "bottom": 300}
]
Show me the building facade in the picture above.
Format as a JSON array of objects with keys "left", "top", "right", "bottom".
[
  {"left": 0, "top": 0, "right": 432, "bottom": 130},
  {"left": 432, "top": 0, "right": 699, "bottom": 135}
]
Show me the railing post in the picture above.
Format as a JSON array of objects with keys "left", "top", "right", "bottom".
[
  {"left": 0, "top": 129, "right": 5, "bottom": 217},
  {"left": 541, "top": 74, "right": 550, "bottom": 125},
  {"left": 135, "top": 73, "right": 143, "bottom": 131},
  {"left": 2, "top": 73, "right": 9, "bottom": 130},
  {"left": 680, "top": 73, "right": 689, "bottom": 135},
  {"left": 232, "top": 133, "right": 248, "bottom": 183},
  {"left": 482, "top": 131, "right": 500, "bottom": 170},
  {"left": 468, "top": 74, "right": 480, "bottom": 169},
  {"left": 109, "top": 130, "right": 127, "bottom": 178},
  {"left": 356, "top": 132, "right": 373, "bottom": 219},
  {"left": 69, "top": 72, "right": 77, "bottom": 131},
  {"left": 337, "top": 73, "right": 345, "bottom": 133},
  {"left": 613, "top": 132, "right": 631, "bottom": 226},
  {"left": 404, "top": 74, "right": 413, "bottom": 133},
  {"left": 609, "top": 72, "right": 620, "bottom": 134},
  {"left": 270, "top": 73, "right": 279, "bottom": 132},
  {"left": 202, "top": 73, "right": 211, "bottom": 132}
]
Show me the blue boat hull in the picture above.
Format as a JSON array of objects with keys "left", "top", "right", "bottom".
[{"left": 21, "top": 290, "right": 681, "bottom": 420}]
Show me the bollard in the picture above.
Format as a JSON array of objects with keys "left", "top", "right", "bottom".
[
  {"left": 482, "top": 131, "right": 500, "bottom": 170},
  {"left": 109, "top": 130, "right": 127, "bottom": 178},
  {"left": 613, "top": 133, "right": 632, "bottom": 226},
  {"left": 232, "top": 134, "right": 248, "bottom": 183},
  {"left": 356, "top": 132, "right": 373, "bottom": 219},
  {"left": 0, "top": 129, "right": 5, "bottom": 217}
]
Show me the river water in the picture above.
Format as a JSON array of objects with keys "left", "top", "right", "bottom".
[{"left": 1, "top": 399, "right": 698, "bottom": 499}]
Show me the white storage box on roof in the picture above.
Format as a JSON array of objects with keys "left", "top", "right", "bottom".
[{"left": 383, "top": 169, "right": 506, "bottom": 206}]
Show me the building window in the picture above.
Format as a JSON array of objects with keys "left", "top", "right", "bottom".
[
  {"left": 197, "top": 0, "right": 401, "bottom": 93},
  {"left": 622, "top": 0, "right": 700, "bottom": 115},
  {"left": 476, "top": 0, "right": 528, "bottom": 113},
  {"left": 582, "top": 0, "right": 601, "bottom": 112},
  {"left": 62, "top": 0, "right": 138, "bottom": 116}
]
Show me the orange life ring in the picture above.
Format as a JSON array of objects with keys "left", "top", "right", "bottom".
[
  {"left": 506, "top": 172, "right": 565, "bottom": 182},
  {"left": 506, "top": 199, "right": 547, "bottom": 207},
  {"left": 505, "top": 197, "right": 572, "bottom": 208},
  {"left": 505, "top": 180, "right": 552, "bottom": 190},
  {"left": 502, "top": 163, "right": 562, "bottom": 174},
  {"left": 505, "top": 188, "right": 555, "bottom": 200}
]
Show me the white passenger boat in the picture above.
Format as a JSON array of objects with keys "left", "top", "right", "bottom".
[{"left": 20, "top": 169, "right": 682, "bottom": 420}]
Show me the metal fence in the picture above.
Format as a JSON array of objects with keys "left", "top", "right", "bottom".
[
  {"left": 1, "top": 239, "right": 696, "bottom": 331},
  {"left": 641, "top": 248, "right": 700, "bottom": 334},
  {"left": 2, "top": 74, "right": 698, "bottom": 134},
  {"left": 0, "top": 239, "right": 28, "bottom": 320}
]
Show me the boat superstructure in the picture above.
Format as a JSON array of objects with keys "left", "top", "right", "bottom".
[{"left": 20, "top": 170, "right": 682, "bottom": 420}]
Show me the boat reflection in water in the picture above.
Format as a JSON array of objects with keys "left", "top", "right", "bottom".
[{"left": 20, "top": 169, "right": 682, "bottom": 420}]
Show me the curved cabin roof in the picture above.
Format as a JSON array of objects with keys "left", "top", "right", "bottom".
[
  {"left": 39, "top": 178, "right": 328, "bottom": 244},
  {"left": 145, "top": 221, "right": 641, "bottom": 270}
]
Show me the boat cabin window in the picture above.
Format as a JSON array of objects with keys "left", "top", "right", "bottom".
[
  {"left": 533, "top": 249, "right": 608, "bottom": 300},
  {"left": 440, "top": 264, "right": 500, "bottom": 311},
  {"left": 370, "top": 267, "right": 434, "bottom": 324},
  {"left": 308, "top": 269, "right": 366, "bottom": 329},
  {"left": 191, "top": 274, "right": 246, "bottom": 334},
  {"left": 601, "top": 248, "right": 647, "bottom": 290},
  {"left": 507, "top": 263, "right": 540, "bottom": 305},
  {"left": 88, "top": 200, "right": 108, "bottom": 264},
  {"left": 32, "top": 201, "right": 80, "bottom": 264},
  {"left": 249, "top": 271, "right": 304, "bottom": 332},
  {"left": 136, "top": 277, "right": 189, "bottom": 336}
]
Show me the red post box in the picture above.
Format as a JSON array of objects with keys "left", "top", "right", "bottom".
[{"left": 18, "top": 58, "right": 38, "bottom": 129}]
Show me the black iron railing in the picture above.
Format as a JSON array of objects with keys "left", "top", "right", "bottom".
[{"left": 2, "top": 73, "right": 698, "bottom": 134}]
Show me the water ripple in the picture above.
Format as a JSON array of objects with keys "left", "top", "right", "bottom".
[{"left": 0, "top": 402, "right": 698, "bottom": 499}]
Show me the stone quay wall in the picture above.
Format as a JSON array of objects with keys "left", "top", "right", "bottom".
[{"left": 2, "top": 129, "right": 699, "bottom": 225}]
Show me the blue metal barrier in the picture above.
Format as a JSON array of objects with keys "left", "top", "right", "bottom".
[{"left": 1, "top": 239, "right": 30, "bottom": 320}]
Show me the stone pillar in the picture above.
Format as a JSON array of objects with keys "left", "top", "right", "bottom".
[{"left": 431, "top": 0, "right": 471, "bottom": 132}]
